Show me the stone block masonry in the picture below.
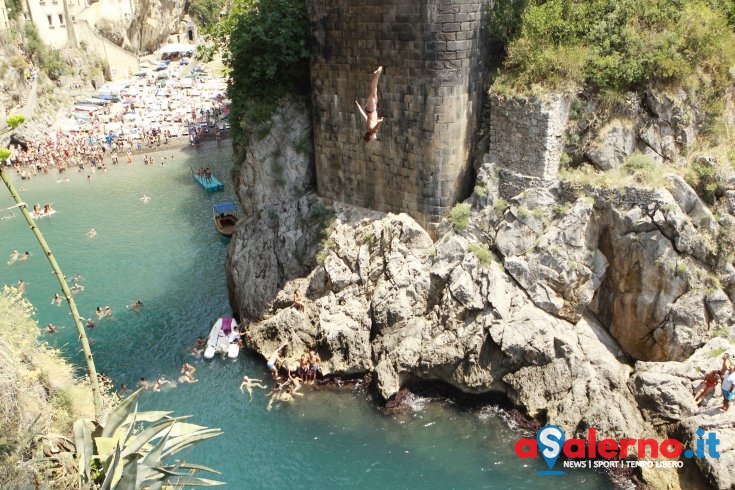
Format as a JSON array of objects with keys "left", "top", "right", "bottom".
[
  {"left": 308, "top": 0, "right": 490, "bottom": 233},
  {"left": 486, "top": 93, "right": 571, "bottom": 199}
]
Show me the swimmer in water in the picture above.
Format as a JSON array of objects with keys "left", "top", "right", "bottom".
[
  {"left": 140, "top": 195, "right": 151, "bottom": 203},
  {"left": 128, "top": 299, "right": 144, "bottom": 311},
  {"left": 95, "top": 306, "right": 105, "bottom": 319},
  {"left": 239, "top": 375, "right": 267, "bottom": 400},
  {"left": 87, "top": 228, "right": 97, "bottom": 238},
  {"left": 16, "top": 280, "right": 26, "bottom": 293},
  {"left": 17, "top": 251, "right": 31, "bottom": 262},
  {"left": 7, "top": 250, "right": 20, "bottom": 265},
  {"left": 51, "top": 293, "right": 62, "bottom": 305},
  {"left": 47, "top": 323, "right": 58, "bottom": 333},
  {"left": 71, "top": 282, "right": 85, "bottom": 293}
]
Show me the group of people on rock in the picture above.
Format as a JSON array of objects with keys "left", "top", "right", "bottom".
[{"left": 694, "top": 352, "right": 735, "bottom": 411}]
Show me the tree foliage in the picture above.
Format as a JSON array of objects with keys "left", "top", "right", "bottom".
[
  {"left": 489, "top": 0, "right": 735, "bottom": 100},
  {"left": 204, "top": 0, "right": 310, "bottom": 145},
  {"left": 23, "top": 23, "right": 68, "bottom": 80},
  {"left": 187, "top": 0, "right": 224, "bottom": 31}
]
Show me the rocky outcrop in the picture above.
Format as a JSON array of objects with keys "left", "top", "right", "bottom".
[
  {"left": 571, "top": 89, "right": 700, "bottom": 170},
  {"left": 630, "top": 337, "right": 735, "bottom": 489},
  {"left": 125, "top": 0, "right": 186, "bottom": 53},
  {"left": 226, "top": 98, "right": 318, "bottom": 320},
  {"left": 226, "top": 94, "right": 735, "bottom": 489},
  {"left": 234, "top": 99, "right": 314, "bottom": 217}
]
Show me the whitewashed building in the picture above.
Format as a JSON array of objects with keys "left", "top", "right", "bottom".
[{"left": 0, "top": 0, "right": 11, "bottom": 31}]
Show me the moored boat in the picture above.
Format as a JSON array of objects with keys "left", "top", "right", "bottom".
[
  {"left": 203, "top": 317, "right": 240, "bottom": 359},
  {"left": 212, "top": 201, "right": 239, "bottom": 237}
]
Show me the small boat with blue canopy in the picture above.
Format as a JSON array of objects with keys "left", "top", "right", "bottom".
[{"left": 212, "top": 201, "right": 239, "bottom": 237}]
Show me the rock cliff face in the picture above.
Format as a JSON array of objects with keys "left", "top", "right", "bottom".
[
  {"left": 126, "top": 0, "right": 186, "bottom": 53},
  {"left": 92, "top": 0, "right": 186, "bottom": 53},
  {"left": 226, "top": 96, "right": 735, "bottom": 488}
]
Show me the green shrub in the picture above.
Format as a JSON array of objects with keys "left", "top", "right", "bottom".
[
  {"left": 494, "top": 197, "right": 508, "bottom": 217},
  {"left": 674, "top": 261, "right": 688, "bottom": 277},
  {"left": 516, "top": 205, "right": 530, "bottom": 221},
  {"left": 553, "top": 202, "right": 571, "bottom": 217},
  {"left": 469, "top": 243, "right": 495, "bottom": 266},
  {"left": 711, "top": 347, "right": 727, "bottom": 357},
  {"left": 489, "top": 0, "right": 735, "bottom": 124},
  {"left": 622, "top": 152, "right": 657, "bottom": 183},
  {"left": 187, "top": 0, "right": 224, "bottom": 29},
  {"left": 212, "top": 0, "right": 310, "bottom": 145},
  {"left": 449, "top": 203, "right": 471, "bottom": 231},
  {"left": 5, "top": 114, "right": 25, "bottom": 129},
  {"left": 686, "top": 158, "right": 723, "bottom": 205}
]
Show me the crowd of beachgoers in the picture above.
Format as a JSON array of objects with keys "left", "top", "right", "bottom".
[{"left": 2, "top": 56, "right": 229, "bottom": 180}]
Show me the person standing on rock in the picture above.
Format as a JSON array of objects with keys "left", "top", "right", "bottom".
[
  {"left": 720, "top": 356, "right": 735, "bottom": 411},
  {"left": 355, "top": 66, "right": 384, "bottom": 142},
  {"left": 266, "top": 342, "right": 289, "bottom": 379},
  {"left": 307, "top": 350, "right": 321, "bottom": 384}
]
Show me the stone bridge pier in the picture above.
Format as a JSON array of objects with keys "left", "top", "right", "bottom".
[{"left": 308, "top": 0, "right": 490, "bottom": 233}]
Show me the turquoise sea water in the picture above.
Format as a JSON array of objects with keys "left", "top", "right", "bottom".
[{"left": 0, "top": 142, "right": 612, "bottom": 489}]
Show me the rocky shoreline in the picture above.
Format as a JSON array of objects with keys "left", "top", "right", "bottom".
[{"left": 226, "top": 98, "right": 735, "bottom": 489}]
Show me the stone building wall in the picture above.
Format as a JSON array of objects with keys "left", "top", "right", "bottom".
[
  {"left": 308, "top": 0, "right": 489, "bottom": 232},
  {"left": 485, "top": 93, "right": 570, "bottom": 199}
]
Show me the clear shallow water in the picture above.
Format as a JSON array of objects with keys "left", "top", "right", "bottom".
[{"left": 0, "top": 143, "right": 611, "bottom": 489}]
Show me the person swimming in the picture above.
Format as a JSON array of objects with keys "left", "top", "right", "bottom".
[
  {"left": 51, "top": 293, "right": 62, "bottom": 305},
  {"left": 7, "top": 250, "right": 20, "bottom": 265},
  {"left": 240, "top": 375, "right": 267, "bottom": 400},
  {"left": 140, "top": 195, "right": 151, "bottom": 203},
  {"left": 87, "top": 228, "right": 97, "bottom": 238},
  {"left": 128, "top": 299, "right": 144, "bottom": 311}
]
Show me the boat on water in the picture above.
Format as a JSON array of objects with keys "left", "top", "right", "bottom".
[
  {"left": 192, "top": 167, "right": 224, "bottom": 192},
  {"left": 203, "top": 317, "right": 240, "bottom": 359},
  {"left": 212, "top": 201, "right": 239, "bottom": 237}
]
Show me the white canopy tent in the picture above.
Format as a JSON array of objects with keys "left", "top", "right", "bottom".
[{"left": 156, "top": 43, "right": 196, "bottom": 57}]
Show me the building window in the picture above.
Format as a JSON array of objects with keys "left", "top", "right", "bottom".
[
  {"left": 47, "top": 15, "right": 52, "bottom": 26},
  {"left": 59, "top": 13, "right": 64, "bottom": 26}
]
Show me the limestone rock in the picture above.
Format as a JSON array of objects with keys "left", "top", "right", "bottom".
[
  {"left": 126, "top": 0, "right": 187, "bottom": 52},
  {"left": 587, "top": 119, "right": 636, "bottom": 171},
  {"left": 235, "top": 99, "right": 315, "bottom": 218}
]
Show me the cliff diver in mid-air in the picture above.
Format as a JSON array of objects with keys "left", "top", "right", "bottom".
[{"left": 355, "top": 66, "right": 384, "bottom": 142}]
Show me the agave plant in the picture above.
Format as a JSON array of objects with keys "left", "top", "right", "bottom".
[{"left": 73, "top": 389, "right": 224, "bottom": 489}]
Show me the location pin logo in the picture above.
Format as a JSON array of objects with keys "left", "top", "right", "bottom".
[{"left": 537, "top": 425, "right": 565, "bottom": 475}]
